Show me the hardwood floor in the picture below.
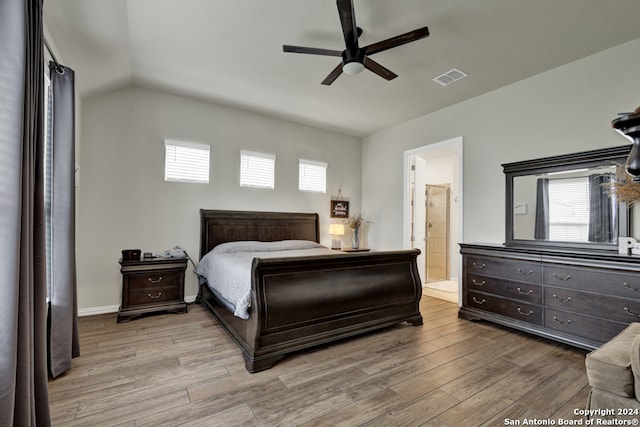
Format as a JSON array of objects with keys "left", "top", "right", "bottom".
[{"left": 48, "top": 296, "right": 590, "bottom": 426}]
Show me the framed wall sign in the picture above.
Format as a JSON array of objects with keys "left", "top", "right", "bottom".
[{"left": 331, "top": 200, "right": 349, "bottom": 218}]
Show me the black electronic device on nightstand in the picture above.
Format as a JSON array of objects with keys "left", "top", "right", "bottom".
[{"left": 121, "top": 248, "right": 141, "bottom": 262}]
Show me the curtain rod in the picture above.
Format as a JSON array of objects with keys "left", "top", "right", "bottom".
[{"left": 43, "top": 36, "right": 63, "bottom": 73}]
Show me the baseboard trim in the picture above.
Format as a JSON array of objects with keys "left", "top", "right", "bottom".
[
  {"left": 78, "top": 305, "right": 119, "bottom": 317},
  {"left": 78, "top": 295, "right": 198, "bottom": 317}
]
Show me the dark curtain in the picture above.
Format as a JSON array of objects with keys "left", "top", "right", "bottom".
[
  {"left": 588, "top": 173, "right": 616, "bottom": 243},
  {"left": 534, "top": 178, "right": 549, "bottom": 240},
  {"left": 48, "top": 63, "right": 80, "bottom": 378},
  {"left": 0, "top": 0, "right": 51, "bottom": 425}
]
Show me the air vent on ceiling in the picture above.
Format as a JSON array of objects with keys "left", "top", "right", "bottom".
[{"left": 433, "top": 68, "right": 468, "bottom": 86}]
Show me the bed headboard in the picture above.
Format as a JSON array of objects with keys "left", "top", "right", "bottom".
[{"left": 199, "top": 209, "right": 320, "bottom": 258}]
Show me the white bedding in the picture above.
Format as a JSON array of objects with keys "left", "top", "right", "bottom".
[{"left": 195, "top": 240, "right": 336, "bottom": 319}]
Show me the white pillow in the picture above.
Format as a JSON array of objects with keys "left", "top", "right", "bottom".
[{"left": 210, "top": 240, "right": 323, "bottom": 255}]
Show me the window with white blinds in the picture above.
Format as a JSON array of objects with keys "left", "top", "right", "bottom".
[
  {"left": 548, "top": 177, "right": 590, "bottom": 241},
  {"left": 240, "top": 150, "right": 276, "bottom": 189},
  {"left": 298, "top": 159, "right": 327, "bottom": 193},
  {"left": 164, "top": 140, "right": 210, "bottom": 183}
]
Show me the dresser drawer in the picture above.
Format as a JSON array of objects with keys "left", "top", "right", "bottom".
[
  {"left": 466, "top": 256, "right": 542, "bottom": 283},
  {"left": 467, "top": 290, "right": 542, "bottom": 325},
  {"left": 127, "top": 270, "right": 183, "bottom": 290},
  {"left": 544, "top": 286, "right": 640, "bottom": 324},
  {"left": 544, "top": 265, "right": 640, "bottom": 299},
  {"left": 467, "top": 274, "right": 542, "bottom": 304},
  {"left": 544, "top": 307, "right": 627, "bottom": 343},
  {"left": 128, "top": 285, "right": 182, "bottom": 306}
]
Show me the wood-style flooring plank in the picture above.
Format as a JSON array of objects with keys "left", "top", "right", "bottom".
[
  {"left": 48, "top": 296, "right": 592, "bottom": 427},
  {"left": 298, "top": 388, "right": 407, "bottom": 427},
  {"left": 360, "top": 388, "right": 460, "bottom": 427}
]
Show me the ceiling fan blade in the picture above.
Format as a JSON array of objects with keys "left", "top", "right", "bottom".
[
  {"left": 365, "top": 27, "right": 429, "bottom": 56},
  {"left": 283, "top": 45, "right": 342, "bottom": 57},
  {"left": 363, "top": 57, "right": 398, "bottom": 81},
  {"left": 321, "top": 63, "right": 343, "bottom": 85},
  {"left": 337, "top": 0, "right": 359, "bottom": 49}
]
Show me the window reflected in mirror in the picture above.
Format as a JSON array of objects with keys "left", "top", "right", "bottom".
[{"left": 512, "top": 165, "right": 618, "bottom": 243}]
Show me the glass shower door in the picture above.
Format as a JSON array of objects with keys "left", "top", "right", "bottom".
[{"left": 425, "top": 184, "right": 450, "bottom": 283}]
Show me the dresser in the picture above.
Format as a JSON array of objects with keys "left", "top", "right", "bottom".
[
  {"left": 460, "top": 243, "right": 640, "bottom": 350},
  {"left": 118, "top": 257, "right": 188, "bottom": 322}
]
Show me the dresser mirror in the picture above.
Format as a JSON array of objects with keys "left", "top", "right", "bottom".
[{"left": 504, "top": 145, "right": 632, "bottom": 251}]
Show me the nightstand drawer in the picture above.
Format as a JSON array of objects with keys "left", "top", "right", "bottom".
[
  {"left": 128, "top": 286, "right": 181, "bottom": 306},
  {"left": 128, "top": 271, "right": 182, "bottom": 290}
]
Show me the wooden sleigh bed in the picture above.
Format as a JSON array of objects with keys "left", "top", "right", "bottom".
[{"left": 195, "top": 209, "right": 423, "bottom": 372}]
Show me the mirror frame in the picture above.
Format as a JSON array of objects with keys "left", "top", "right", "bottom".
[{"left": 504, "top": 145, "right": 631, "bottom": 251}]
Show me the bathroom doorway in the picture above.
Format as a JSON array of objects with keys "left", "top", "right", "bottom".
[{"left": 404, "top": 137, "right": 463, "bottom": 304}]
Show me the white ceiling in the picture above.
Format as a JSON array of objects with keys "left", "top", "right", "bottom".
[{"left": 44, "top": 0, "right": 640, "bottom": 137}]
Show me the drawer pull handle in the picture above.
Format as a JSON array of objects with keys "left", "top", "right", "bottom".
[
  {"left": 624, "top": 307, "right": 640, "bottom": 317},
  {"left": 147, "top": 291, "right": 162, "bottom": 299},
  {"left": 517, "top": 307, "right": 533, "bottom": 316},
  {"left": 472, "top": 297, "right": 486, "bottom": 305},
  {"left": 516, "top": 288, "right": 533, "bottom": 296},
  {"left": 472, "top": 262, "right": 486, "bottom": 269},
  {"left": 472, "top": 279, "right": 486, "bottom": 286},
  {"left": 516, "top": 268, "right": 533, "bottom": 276},
  {"left": 552, "top": 294, "right": 572, "bottom": 303},
  {"left": 624, "top": 283, "right": 640, "bottom": 292},
  {"left": 148, "top": 276, "right": 163, "bottom": 283},
  {"left": 553, "top": 316, "right": 572, "bottom": 325},
  {"left": 552, "top": 273, "right": 572, "bottom": 281}
]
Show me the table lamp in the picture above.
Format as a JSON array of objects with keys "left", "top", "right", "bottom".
[{"left": 329, "top": 223, "right": 345, "bottom": 250}]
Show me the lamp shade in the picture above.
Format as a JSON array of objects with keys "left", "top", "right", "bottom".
[{"left": 329, "top": 223, "right": 345, "bottom": 236}]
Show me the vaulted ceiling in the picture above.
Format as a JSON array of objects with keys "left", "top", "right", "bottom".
[{"left": 44, "top": 0, "right": 640, "bottom": 137}]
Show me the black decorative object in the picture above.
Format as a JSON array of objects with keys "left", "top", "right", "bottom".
[{"left": 612, "top": 107, "right": 640, "bottom": 181}]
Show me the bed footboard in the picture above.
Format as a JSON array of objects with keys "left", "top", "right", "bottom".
[{"left": 198, "top": 249, "right": 422, "bottom": 373}]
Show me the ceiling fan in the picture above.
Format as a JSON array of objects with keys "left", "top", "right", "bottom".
[{"left": 283, "top": 0, "right": 429, "bottom": 85}]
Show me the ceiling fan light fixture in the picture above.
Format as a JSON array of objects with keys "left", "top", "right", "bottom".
[
  {"left": 282, "top": 0, "right": 429, "bottom": 85},
  {"left": 342, "top": 61, "right": 364, "bottom": 75}
]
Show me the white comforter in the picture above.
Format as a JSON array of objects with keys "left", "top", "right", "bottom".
[{"left": 195, "top": 240, "right": 336, "bottom": 319}]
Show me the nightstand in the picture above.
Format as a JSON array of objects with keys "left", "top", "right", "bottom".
[{"left": 117, "top": 256, "right": 188, "bottom": 322}]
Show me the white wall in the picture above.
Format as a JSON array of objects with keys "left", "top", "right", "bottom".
[
  {"left": 363, "top": 37, "right": 640, "bottom": 250},
  {"left": 79, "top": 86, "right": 362, "bottom": 312}
]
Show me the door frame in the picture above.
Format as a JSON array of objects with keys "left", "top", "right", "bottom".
[{"left": 403, "top": 137, "right": 463, "bottom": 302}]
